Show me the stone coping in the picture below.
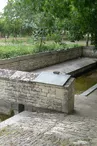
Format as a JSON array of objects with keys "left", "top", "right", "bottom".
[
  {"left": 0, "top": 69, "right": 38, "bottom": 82},
  {"left": 0, "top": 69, "right": 73, "bottom": 87},
  {"left": 80, "top": 84, "right": 97, "bottom": 96}
]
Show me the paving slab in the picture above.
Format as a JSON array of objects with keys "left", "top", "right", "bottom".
[
  {"left": 33, "top": 72, "right": 71, "bottom": 86},
  {"left": 32, "top": 57, "right": 97, "bottom": 76}
]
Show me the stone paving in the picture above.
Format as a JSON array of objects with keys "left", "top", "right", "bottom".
[
  {"left": 0, "top": 89, "right": 97, "bottom": 146},
  {"left": 75, "top": 89, "right": 97, "bottom": 118},
  {"left": 0, "top": 112, "right": 97, "bottom": 146}
]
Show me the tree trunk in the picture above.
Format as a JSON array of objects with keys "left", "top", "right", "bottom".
[
  {"left": 94, "top": 32, "right": 97, "bottom": 49},
  {"left": 86, "top": 33, "right": 89, "bottom": 46},
  {"left": 91, "top": 33, "right": 94, "bottom": 45}
]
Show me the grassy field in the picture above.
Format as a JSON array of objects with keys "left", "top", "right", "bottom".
[{"left": 0, "top": 37, "right": 84, "bottom": 59}]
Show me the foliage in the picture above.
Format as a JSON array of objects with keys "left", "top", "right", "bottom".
[
  {"left": 72, "top": 0, "right": 97, "bottom": 48},
  {"left": 0, "top": 114, "right": 10, "bottom": 121},
  {"left": 0, "top": 38, "right": 80, "bottom": 59},
  {"left": 9, "top": 109, "right": 14, "bottom": 117},
  {"left": 1, "top": 0, "right": 97, "bottom": 48},
  {"left": 2, "top": 0, "right": 72, "bottom": 45},
  {"left": 3, "top": 0, "right": 23, "bottom": 37}
]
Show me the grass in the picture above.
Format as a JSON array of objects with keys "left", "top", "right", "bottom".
[
  {"left": 0, "top": 109, "right": 14, "bottom": 122},
  {"left": 0, "top": 44, "right": 34, "bottom": 59},
  {"left": 0, "top": 114, "right": 10, "bottom": 121},
  {"left": 0, "top": 37, "right": 81, "bottom": 59}
]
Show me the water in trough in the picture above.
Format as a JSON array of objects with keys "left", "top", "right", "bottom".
[{"left": 75, "top": 69, "right": 97, "bottom": 94}]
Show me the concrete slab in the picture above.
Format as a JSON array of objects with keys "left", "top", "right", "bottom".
[{"left": 33, "top": 72, "right": 71, "bottom": 86}]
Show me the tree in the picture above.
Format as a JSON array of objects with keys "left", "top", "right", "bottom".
[
  {"left": 3, "top": 0, "right": 97, "bottom": 48},
  {"left": 72, "top": 0, "right": 97, "bottom": 48},
  {"left": 3, "top": 0, "right": 23, "bottom": 37},
  {"left": 3, "top": 0, "right": 71, "bottom": 39}
]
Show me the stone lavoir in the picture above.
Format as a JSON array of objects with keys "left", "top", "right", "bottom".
[
  {"left": 0, "top": 47, "right": 97, "bottom": 146},
  {"left": 0, "top": 46, "right": 96, "bottom": 116}
]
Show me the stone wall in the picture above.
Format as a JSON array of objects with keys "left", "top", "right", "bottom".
[
  {"left": 0, "top": 47, "right": 97, "bottom": 72},
  {"left": 0, "top": 69, "right": 74, "bottom": 114},
  {"left": 83, "top": 46, "right": 97, "bottom": 58},
  {"left": 0, "top": 47, "right": 83, "bottom": 71}
]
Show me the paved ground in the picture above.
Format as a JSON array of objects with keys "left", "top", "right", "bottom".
[
  {"left": 32, "top": 57, "right": 97, "bottom": 75},
  {"left": 75, "top": 89, "right": 97, "bottom": 118},
  {"left": 0, "top": 90, "right": 97, "bottom": 146}
]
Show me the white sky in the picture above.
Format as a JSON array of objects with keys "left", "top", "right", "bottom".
[{"left": 0, "top": 0, "right": 8, "bottom": 12}]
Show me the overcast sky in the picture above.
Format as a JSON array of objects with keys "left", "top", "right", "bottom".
[{"left": 0, "top": 0, "right": 8, "bottom": 12}]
